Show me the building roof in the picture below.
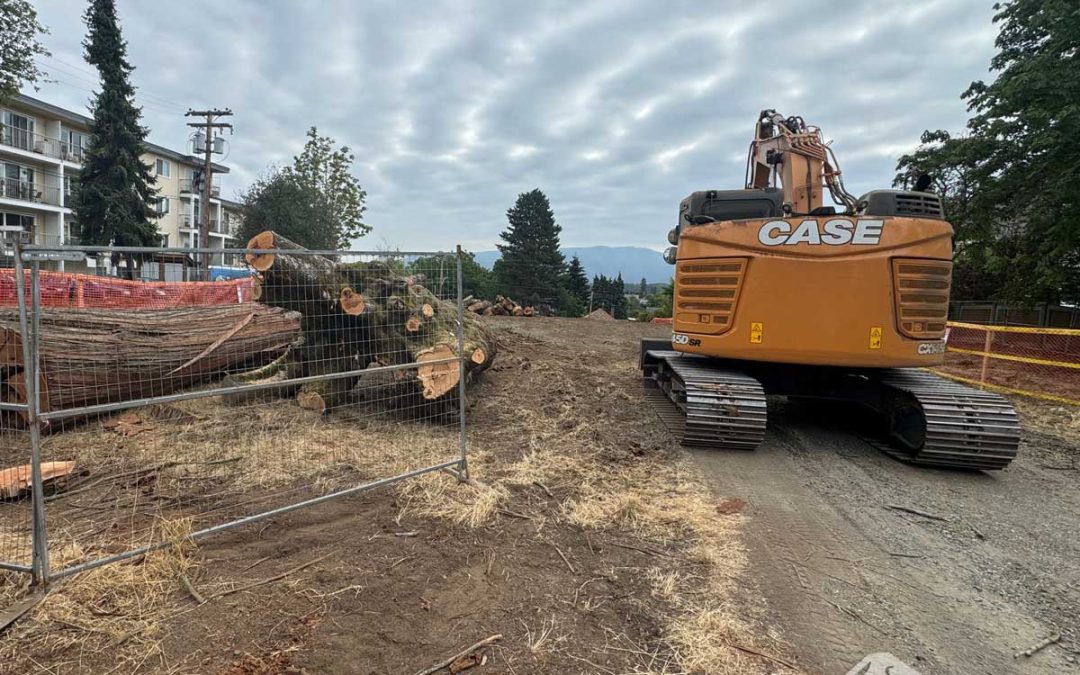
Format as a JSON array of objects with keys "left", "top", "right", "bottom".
[
  {"left": 11, "top": 93, "right": 229, "bottom": 174},
  {"left": 218, "top": 197, "right": 244, "bottom": 210}
]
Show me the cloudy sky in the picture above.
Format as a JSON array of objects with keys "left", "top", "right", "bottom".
[{"left": 29, "top": 0, "right": 1000, "bottom": 252}]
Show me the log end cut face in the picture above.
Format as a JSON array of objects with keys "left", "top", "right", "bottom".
[
  {"left": 244, "top": 231, "right": 278, "bottom": 272},
  {"left": 416, "top": 343, "right": 460, "bottom": 400},
  {"left": 339, "top": 287, "right": 368, "bottom": 315}
]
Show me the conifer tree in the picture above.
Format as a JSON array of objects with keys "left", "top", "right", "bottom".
[
  {"left": 70, "top": 0, "right": 158, "bottom": 277},
  {"left": 563, "top": 255, "right": 590, "bottom": 316},
  {"left": 495, "top": 189, "right": 566, "bottom": 308}
]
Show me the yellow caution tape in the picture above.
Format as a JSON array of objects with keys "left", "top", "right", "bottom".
[
  {"left": 926, "top": 369, "right": 1080, "bottom": 406},
  {"left": 946, "top": 346, "right": 1080, "bottom": 370},
  {"left": 947, "top": 321, "right": 1080, "bottom": 337}
]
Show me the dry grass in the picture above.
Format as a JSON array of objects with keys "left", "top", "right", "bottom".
[{"left": 0, "top": 518, "right": 196, "bottom": 673}]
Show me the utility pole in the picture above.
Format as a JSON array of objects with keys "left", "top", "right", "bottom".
[{"left": 185, "top": 108, "right": 232, "bottom": 274}]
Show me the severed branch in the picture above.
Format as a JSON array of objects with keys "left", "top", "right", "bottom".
[
  {"left": 46, "top": 456, "right": 242, "bottom": 502},
  {"left": 414, "top": 634, "right": 502, "bottom": 675},
  {"left": 1014, "top": 633, "right": 1060, "bottom": 658},
  {"left": 179, "top": 572, "right": 206, "bottom": 605},
  {"left": 204, "top": 550, "right": 337, "bottom": 602},
  {"left": 886, "top": 504, "right": 949, "bottom": 522},
  {"left": 52, "top": 457, "right": 241, "bottom": 498},
  {"left": 731, "top": 644, "right": 799, "bottom": 670}
]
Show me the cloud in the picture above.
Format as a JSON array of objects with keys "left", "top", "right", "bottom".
[{"left": 31, "top": 0, "right": 999, "bottom": 252}]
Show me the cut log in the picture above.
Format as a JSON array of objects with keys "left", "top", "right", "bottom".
[
  {"left": 339, "top": 287, "right": 368, "bottom": 316},
  {"left": 511, "top": 306, "right": 524, "bottom": 317},
  {"left": 523, "top": 306, "right": 535, "bottom": 317},
  {"left": 297, "top": 375, "right": 357, "bottom": 414},
  {"left": 0, "top": 305, "right": 300, "bottom": 418},
  {"left": 244, "top": 232, "right": 497, "bottom": 416},
  {"left": 416, "top": 343, "right": 459, "bottom": 400}
]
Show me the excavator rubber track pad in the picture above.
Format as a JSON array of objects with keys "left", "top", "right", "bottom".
[
  {"left": 644, "top": 351, "right": 767, "bottom": 451},
  {"left": 876, "top": 369, "right": 1020, "bottom": 470}
]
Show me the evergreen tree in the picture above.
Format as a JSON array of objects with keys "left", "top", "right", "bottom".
[
  {"left": 612, "top": 273, "right": 628, "bottom": 319},
  {"left": 562, "top": 255, "right": 590, "bottom": 316},
  {"left": 895, "top": 0, "right": 1080, "bottom": 303},
  {"left": 70, "top": 0, "right": 158, "bottom": 278},
  {"left": 495, "top": 189, "right": 566, "bottom": 308},
  {"left": 638, "top": 277, "right": 647, "bottom": 297}
]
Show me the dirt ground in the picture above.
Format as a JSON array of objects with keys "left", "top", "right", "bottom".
[
  {"left": 687, "top": 389, "right": 1080, "bottom": 673},
  {"left": 0, "top": 317, "right": 780, "bottom": 674},
  {"left": 1, "top": 316, "right": 1077, "bottom": 674}
]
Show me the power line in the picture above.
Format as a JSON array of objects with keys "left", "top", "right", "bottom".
[{"left": 39, "top": 54, "right": 192, "bottom": 111}]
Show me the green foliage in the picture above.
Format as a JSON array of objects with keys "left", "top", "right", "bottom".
[
  {"left": 495, "top": 189, "right": 567, "bottom": 310},
  {"left": 284, "top": 127, "right": 368, "bottom": 249},
  {"left": 895, "top": 0, "right": 1080, "bottom": 303},
  {"left": 592, "top": 273, "right": 628, "bottom": 319},
  {"left": 648, "top": 278, "right": 674, "bottom": 318},
  {"left": 0, "top": 0, "right": 50, "bottom": 103},
  {"left": 237, "top": 169, "right": 337, "bottom": 250},
  {"left": 409, "top": 251, "right": 496, "bottom": 300},
  {"left": 562, "top": 255, "right": 590, "bottom": 317},
  {"left": 70, "top": 0, "right": 158, "bottom": 268},
  {"left": 638, "top": 277, "right": 647, "bottom": 297}
]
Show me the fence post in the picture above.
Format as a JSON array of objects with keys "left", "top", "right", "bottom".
[
  {"left": 455, "top": 246, "right": 468, "bottom": 481},
  {"left": 14, "top": 249, "right": 49, "bottom": 585},
  {"left": 979, "top": 327, "right": 994, "bottom": 388}
]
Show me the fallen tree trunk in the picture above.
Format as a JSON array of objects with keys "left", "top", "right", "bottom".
[
  {"left": 0, "top": 305, "right": 300, "bottom": 417},
  {"left": 245, "top": 231, "right": 497, "bottom": 416}
]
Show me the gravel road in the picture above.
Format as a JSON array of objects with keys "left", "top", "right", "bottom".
[{"left": 687, "top": 397, "right": 1079, "bottom": 674}]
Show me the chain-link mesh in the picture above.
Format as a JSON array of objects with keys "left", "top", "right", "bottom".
[
  {"left": 932, "top": 321, "right": 1080, "bottom": 406},
  {"left": 1, "top": 243, "right": 474, "bottom": 580}
]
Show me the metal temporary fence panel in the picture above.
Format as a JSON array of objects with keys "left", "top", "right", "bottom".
[{"left": 4, "top": 243, "right": 470, "bottom": 583}]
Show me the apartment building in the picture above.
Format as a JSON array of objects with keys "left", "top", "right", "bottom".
[{"left": 0, "top": 93, "right": 243, "bottom": 272}]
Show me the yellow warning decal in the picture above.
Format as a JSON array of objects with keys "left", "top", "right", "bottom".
[
  {"left": 750, "top": 322, "right": 763, "bottom": 344},
  {"left": 869, "top": 326, "right": 883, "bottom": 349}
]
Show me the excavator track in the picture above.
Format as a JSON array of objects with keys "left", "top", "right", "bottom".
[
  {"left": 641, "top": 340, "right": 1021, "bottom": 470},
  {"left": 870, "top": 369, "right": 1020, "bottom": 470},
  {"left": 642, "top": 350, "right": 767, "bottom": 451}
]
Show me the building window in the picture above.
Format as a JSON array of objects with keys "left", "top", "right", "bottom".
[
  {"left": 62, "top": 129, "right": 89, "bottom": 161},
  {"left": 1, "top": 111, "right": 35, "bottom": 151},
  {"left": 65, "top": 219, "right": 81, "bottom": 245},
  {"left": 0, "top": 212, "right": 35, "bottom": 230},
  {"left": 159, "top": 234, "right": 169, "bottom": 248},
  {"left": 155, "top": 158, "right": 171, "bottom": 177},
  {"left": 155, "top": 197, "right": 170, "bottom": 216}
]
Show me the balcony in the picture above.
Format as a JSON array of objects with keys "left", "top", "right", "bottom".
[
  {"left": 0, "top": 178, "right": 62, "bottom": 206},
  {"left": 0, "top": 126, "right": 82, "bottom": 162},
  {"left": 177, "top": 179, "right": 221, "bottom": 198}
]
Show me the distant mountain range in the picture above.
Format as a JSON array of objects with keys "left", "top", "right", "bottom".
[{"left": 472, "top": 246, "right": 671, "bottom": 283}]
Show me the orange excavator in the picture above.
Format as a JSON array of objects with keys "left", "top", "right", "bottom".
[{"left": 641, "top": 110, "right": 1020, "bottom": 469}]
